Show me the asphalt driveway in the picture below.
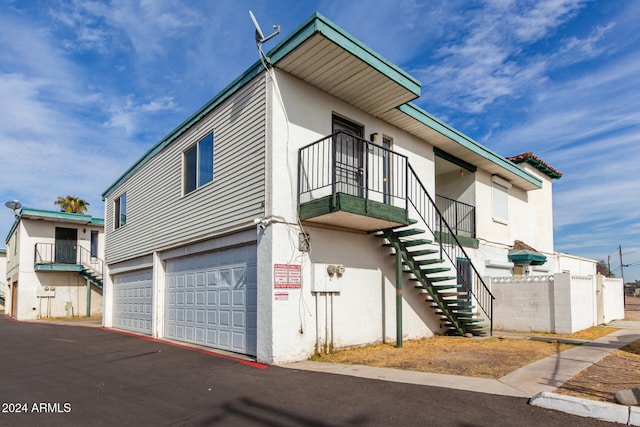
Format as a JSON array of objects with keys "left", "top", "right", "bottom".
[{"left": 0, "top": 317, "right": 613, "bottom": 426}]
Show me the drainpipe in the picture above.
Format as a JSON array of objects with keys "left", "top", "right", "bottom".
[
  {"left": 395, "top": 242, "right": 403, "bottom": 348},
  {"left": 86, "top": 278, "right": 91, "bottom": 317}
]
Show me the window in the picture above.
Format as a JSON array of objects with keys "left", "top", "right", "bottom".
[
  {"left": 114, "top": 193, "right": 127, "bottom": 229},
  {"left": 90, "top": 230, "right": 99, "bottom": 258},
  {"left": 184, "top": 133, "right": 214, "bottom": 194},
  {"left": 491, "top": 176, "right": 511, "bottom": 223}
]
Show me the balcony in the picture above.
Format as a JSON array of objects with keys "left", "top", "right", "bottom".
[
  {"left": 298, "top": 131, "right": 410, "bottom": 231},
  {"left": 34, "top": 242, "right": 104, "bottom": 285},
  {"left": 434, "top": 195, "right": 477, "bottom": 248}
]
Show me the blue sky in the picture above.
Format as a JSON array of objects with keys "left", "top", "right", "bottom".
[{"left": 1, "top": 0, "right": 638, "bottom": 281}]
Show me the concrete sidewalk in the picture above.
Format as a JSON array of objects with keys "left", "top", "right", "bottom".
[{"left": 283, "top": 322, "right": 640, "bottom": 424}]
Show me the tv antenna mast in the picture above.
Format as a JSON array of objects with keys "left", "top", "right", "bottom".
[{"left": 249, "top": 10, "right": 280, "bottom": 67}]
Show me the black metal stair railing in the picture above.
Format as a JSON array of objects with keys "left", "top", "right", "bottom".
[{"left": 407, "top": 164, "right": 494, "bottom": 334}]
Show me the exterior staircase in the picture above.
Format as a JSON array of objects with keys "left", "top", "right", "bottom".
[
  {"left": 297, "top": 131, "right": 494, "bottom": 337},
  {"left": 372, "top": 162, "right": 495, "bottom": 337},
  {"left": 376, "top": 225, "right": 487, "bottom": 335},
  {"left": 80, "top": 267, "right": 103, "bottom": 290}
]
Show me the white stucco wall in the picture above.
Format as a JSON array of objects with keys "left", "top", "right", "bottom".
[
  {"left": 475, "top": 165, "right": 555, "bottom": 257},
  {"left": 556, "top": 253, "right": 597, "bottom": 276}
]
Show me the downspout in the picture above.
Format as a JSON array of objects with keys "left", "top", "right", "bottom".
[
  {"left": 86, "top": 278, "right": 91, "bottom": 317},
  {"left": 395, "top": 242, "right": 403, "bottom": 348}
]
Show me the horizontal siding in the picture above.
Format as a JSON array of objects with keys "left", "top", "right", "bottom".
[{"left": 105, "top": 74, "right": 266, "bottom": 264}]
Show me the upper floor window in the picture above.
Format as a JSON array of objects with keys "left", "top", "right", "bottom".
[
  {"left": 184, "top": 133, "right": 214, "bottom": 194},
  {"left": 491, "top": 176, "right": 511, "bottom": 224},
  {"left": 114, "top": 193, "right": 127, "bottom": 229}
]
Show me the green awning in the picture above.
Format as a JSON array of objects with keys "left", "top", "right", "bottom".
[{"left": 508, "top": 249, "right": 547, "bottom": 266}]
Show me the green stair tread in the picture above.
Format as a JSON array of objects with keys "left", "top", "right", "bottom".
[
  {"left": 405, "top": 249, "right": 439, "bottom": 256},
  {"left": 412, "top": 258, "right": 444, "bottom": 266},
  {"left": 402, "top": 239, "right": 432, "bottom": 247},
  {"left": 421, "top": 267, "right": 450, "bottom": 274},
  {"left": 426, "top": 276, "right": 456, "bottom": 282},
  {"left": 393, "top": 228, "right": 425, "bottom": 237}
]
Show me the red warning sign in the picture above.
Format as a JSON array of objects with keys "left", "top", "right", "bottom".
[{"left": 274, "top": 264, "right": 301, "bottom": 289}]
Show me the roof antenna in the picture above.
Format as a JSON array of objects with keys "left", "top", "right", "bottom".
[{"left": 249, "top": 10, "right": 280, "bottom": 68}]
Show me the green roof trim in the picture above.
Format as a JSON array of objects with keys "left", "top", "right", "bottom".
[
  {"left": 508, "top": 249, "right": 547, "bottom": 266},
  {"left": 397, "top": 103, "right": 542, "bottom": 189},
  {"left": 5, "top": 208, "right": 104, "bottom": 244},
  {"left": 102, "top": 12, "right": 421, "bottom": 200}
]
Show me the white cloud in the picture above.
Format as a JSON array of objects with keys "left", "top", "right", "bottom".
[{"left": 412, "top": 0, "right": 587, "bottom": 114}]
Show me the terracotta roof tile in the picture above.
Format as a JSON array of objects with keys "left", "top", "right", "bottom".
[{"left": 507, "top": 152, "right": 563, "bottom": 179}]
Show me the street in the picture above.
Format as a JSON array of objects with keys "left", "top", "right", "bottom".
[{"left": 0, "top": 317, "right": 615, "bottom": 426}]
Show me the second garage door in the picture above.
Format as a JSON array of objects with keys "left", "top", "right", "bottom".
[{"left": 165, "top": 245, "right": 257, "bottom": 356}]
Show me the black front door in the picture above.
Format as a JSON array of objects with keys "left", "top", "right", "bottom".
[
  {"left": 332, "top": 115, "right": 364, "bottom": 196},
  {"left": 55, "top": 227, "right": 77, "bottom": 264}
]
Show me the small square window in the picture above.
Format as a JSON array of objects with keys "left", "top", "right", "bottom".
[
  {"left": 114, "top": 193, "right": 127, "bottom": 229},
  {"left": 184, "top": 133, "right": 214, "bottom": 194}
]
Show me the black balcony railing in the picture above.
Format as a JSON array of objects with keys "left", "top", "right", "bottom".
[
  {"left": 298, "top": 130, "right": 408, "bottom": 210},
  {"left": 34, "top": 242, "right": 104, "bottom": 280},
  {"left": 435, "top": 195, "right": 476, "bottom": 238}
]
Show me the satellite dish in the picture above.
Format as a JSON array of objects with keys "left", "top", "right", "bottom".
[
  {"left": 249, "top": 10, "right": 265, "bottom": 43},
  {"left": 249, "top": 10, "right": 280, "bottom": 66},
  {"left": 5, "top": 200, "right": 22, "bottom": 211}
]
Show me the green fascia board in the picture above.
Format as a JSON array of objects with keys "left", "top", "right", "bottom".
[
  {"left": 5, "top": 208, "right": 104, "bottom": 244},
  {"left": 102, "top": 12, "right": 421, "bottom": 200},
  {"left": 398, "top": 103, "right": 543, "bottom": 189}
]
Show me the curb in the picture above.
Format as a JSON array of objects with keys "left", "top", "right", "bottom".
[{"left": 529, "top": 392, "right": 640, "bottom": 425}]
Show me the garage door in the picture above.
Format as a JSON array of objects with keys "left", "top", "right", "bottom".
[
  {"left": 113, "top": 269, "right": 153, "bottom": 335},
  {"left": 165, "top": 245, "right": 257, "bottom": 356}
]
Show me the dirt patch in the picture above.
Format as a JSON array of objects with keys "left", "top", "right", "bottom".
[
  {"left": 313, "top": 336, "right": 576, "bottom": 379},
  {"left": 556, "top": 339, "right": 640, "bottom": 402},
  {"left": 555, "top": 297, "right": 640, "bottom": 402}
]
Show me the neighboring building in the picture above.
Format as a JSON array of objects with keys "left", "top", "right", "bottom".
[
  {"left": 0, "top": 249, "right": 6, "bottom": 310},
  {"left": 101, "top": 13, "right": 593, "bottom": 364},
  {"left": 5, "top": 208, "right": 104, "bottom": 320}
]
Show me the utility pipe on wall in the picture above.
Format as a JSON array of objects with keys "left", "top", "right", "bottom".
[{"left": 395, "top": 242, "right": 403, "bottom": 348}]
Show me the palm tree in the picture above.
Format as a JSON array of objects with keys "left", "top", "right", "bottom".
[{"left": 55, "top": 195, "right": 90, "bottom": 214}]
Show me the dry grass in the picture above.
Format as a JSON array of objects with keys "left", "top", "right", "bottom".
[
  {"left": 312, "top": 336, "right": 575, "bottom": 379},
  {"left": 498, "top": 326, "right": 619, "bottom": 341}
]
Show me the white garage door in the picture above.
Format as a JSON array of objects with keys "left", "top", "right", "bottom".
[
  {"left": 113, "top": 269, "right": 153, "bottom": 335},
  {"left": 165, "top": 245, "right": 257, "bottom": 356}
]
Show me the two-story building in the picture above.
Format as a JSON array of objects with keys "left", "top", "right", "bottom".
[
  {"left": 101, "top": 13, "right": 587, "bottom": 364},
  {"left": 5, "top": 208, "right": 105, "bottom": 320}
]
